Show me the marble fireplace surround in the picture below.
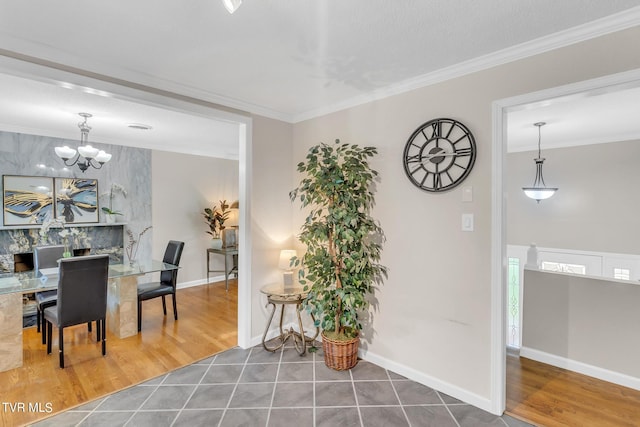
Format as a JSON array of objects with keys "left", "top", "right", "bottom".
[{"left": 0, "top": 223, "right": 125, "bottom": 273}]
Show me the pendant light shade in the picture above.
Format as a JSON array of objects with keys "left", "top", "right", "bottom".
[
  {"left": 522, "top": 122, "right": 557, "bottom": 203},
  {"left": 77, "top": 144, "right": 99, "bottom": 159},
  {"left": 523, "top": 187, "right": 557, "bottom": 201},
  {"left": 54, "top": 145, "right": 77, "bottom": 159}
]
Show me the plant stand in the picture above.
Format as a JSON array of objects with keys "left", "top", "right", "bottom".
[
  {"left": 322, "top": 331, "right": 359, "bottom": 370},
  {"left": 260, "top": 283, "right": 319, "bottom": 355}
]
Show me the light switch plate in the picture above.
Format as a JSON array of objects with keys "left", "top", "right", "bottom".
[
  {"left": 462, "top": 186, "right": 473, "bottom": 202},
  {"left": 462, "top": 213, "right": 474, "bottom": 231}
]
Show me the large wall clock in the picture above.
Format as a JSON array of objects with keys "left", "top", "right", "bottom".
[{"left": 402, "top": 118, "right": 477, "bottom": 192}]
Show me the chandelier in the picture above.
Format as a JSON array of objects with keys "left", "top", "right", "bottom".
[
  {"left": 54, "top": 113, "right": 112, "bottom": 173},
  {"left": 522, "top": 122, "right": 558, "bottom": 203}
]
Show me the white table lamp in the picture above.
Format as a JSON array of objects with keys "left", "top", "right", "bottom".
[{"left": 278, "top": 249, "right": 297, "bottom": 286}]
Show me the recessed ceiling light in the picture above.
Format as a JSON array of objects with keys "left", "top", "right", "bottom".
[{"left": 127, "top": 123, "right": 153, "bottom": 130}]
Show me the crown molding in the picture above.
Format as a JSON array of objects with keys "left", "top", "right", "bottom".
[{"left": 291, "top": 6, "right": 640, "bottom": 123}]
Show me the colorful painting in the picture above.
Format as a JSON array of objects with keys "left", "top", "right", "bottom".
[
  {"left": 2, "top": 175, "right": 55, "bottom": 225},
  {"left": 54, "top": 178, "right": 99, "bottom": 224}
]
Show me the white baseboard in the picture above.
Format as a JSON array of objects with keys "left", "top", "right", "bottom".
[
  {"left": 520, "top": 346, "right": 640, "bottom": 391},
  {"left": 176, "top": 275, "right": 226, "bottom": 290},
  {"left": 251, "top": 327, "right": 284, "bottom": 347},
  {"left": 359, "top": 348, "right": 495, "bottom": 414}
]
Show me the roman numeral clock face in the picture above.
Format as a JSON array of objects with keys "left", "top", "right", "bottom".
[{"left": 403, "top": 118, "right": 477, "bottom": 192}]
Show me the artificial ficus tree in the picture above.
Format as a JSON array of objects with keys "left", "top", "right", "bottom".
[{"left": 290, "top": 139, "right": 387, "bottom": 340}]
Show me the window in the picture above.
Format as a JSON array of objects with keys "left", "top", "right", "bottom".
[
  {"left": 540, "top": 261, "right": 586, "bottom": 275},
  {"left": 507, "top": 257, "right": 521, "bottom": 348},
  {"left": 613, "top": 268, "right": 630, "bottom": 280}
]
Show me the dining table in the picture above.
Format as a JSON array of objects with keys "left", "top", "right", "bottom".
[{"left": 0, "top": 258, "right": 178, "bottom": 372}]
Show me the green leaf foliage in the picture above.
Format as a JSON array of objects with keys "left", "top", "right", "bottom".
[
  {"left": 202, "top": 200, "right": 231, "bottom": 237},
  {"left": 290, "top": 139, "right": 387, "bottom": 339}
]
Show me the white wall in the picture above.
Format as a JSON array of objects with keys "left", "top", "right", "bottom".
[
  {"left": 508, "top": 139, "right": 640, "bottom": 255},
  {"left": 289, "top": 26, "right": 640, "bottom": 408},
  {"left": 151, "top": 150, "right": 238, "bottom": 284},
  {"left": 249, "top": 115, "right": 295, "bottom": 336}
]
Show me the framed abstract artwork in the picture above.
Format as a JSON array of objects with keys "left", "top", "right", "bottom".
[
  {"left": 3, "top": 175, "right": 55, "bottom": 225},
  {"left": 54, "top": 178, "right": 99, "bottom": 224}
]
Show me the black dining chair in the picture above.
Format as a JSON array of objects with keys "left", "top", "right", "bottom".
[
  {"left": 33, "top": 245, "right": 65, "bottom": 344},
  {"left": 137, "top": 240, "right": 184, "bottom": 332},
  {"left": 44, "top": 254, "right": 110, "bottom": 368}
]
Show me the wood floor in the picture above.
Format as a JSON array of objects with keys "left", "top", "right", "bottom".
[
  {"left": 0, "top": 280, "right": 237, "bottom": 427},
  {"left": 506, "top": 354, "right": 640, "bottom": 426}
]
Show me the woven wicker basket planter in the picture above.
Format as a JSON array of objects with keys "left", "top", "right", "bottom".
[{"left": 321, "top": 331, "right": 359, "bottom": 370}]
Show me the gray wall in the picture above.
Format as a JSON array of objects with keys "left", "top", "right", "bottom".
[
  {"left": 522, "top": 269, "right": 640, "bottom": 379},
  {"left": 151, "top": 150, "right": 239, "bottom": 285},
  {"left": 507, "top": 139, "right": 640, "bottom": 254}
]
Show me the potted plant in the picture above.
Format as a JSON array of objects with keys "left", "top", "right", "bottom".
[
  {"left": 101, "top": 183, "right": 127, "bottom": 223},
  {"left": 202, "top": 200, "right": 230, "bottom": 249},
  {"left": 290, "top": 139, "right": 387, "bottom": 370}
]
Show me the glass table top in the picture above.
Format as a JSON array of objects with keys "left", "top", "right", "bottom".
[
  {"left": 260, "top": 282, "right": 307, "bottom": 298},
  {"left": 0, "top": 259, "right": 178, "bottom": 296}
]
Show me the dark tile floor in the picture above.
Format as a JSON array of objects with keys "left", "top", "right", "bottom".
[{"left": 33, "top": 342, "right": 532, "bottom": 426}]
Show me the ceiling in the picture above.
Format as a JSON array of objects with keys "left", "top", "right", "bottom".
[
  {"left": 507, "top": 83, "right": 640, "bottom": 152},
  {"left": 0, "top": 1, "right": 639, "bottom": 155}
]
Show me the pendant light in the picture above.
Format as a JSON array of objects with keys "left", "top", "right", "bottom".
[
  {"left": 54, "top": 113, "right": 112, "bottom": 173},
  {"left": 522, "top": 122, "right": 557, "bottom": 203}
]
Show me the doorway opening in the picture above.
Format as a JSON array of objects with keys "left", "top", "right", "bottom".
[{"left": 491, "top": 68, "right": 640, "bottom": 414}]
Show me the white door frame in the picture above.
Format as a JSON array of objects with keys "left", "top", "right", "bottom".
[{"left": 490, "top": 67, "right": 640, "bottom": 414}]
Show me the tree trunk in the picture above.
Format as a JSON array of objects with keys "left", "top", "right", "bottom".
[{"left": 328, "top": 225, "right": 343, "bottom": 334}]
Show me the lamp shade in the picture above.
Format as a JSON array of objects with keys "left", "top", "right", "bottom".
[
  {"left": 95, "top": 150, "right": 112, "bottom": 163},
  {"left": 523, "top": 187, "right": 557, "bottom": 202},
  {"left": 278, "top": 249, "right": 297, "bottom": 270},
  {"left": 227, "top": 202, "right": 239, "bottom": 227},
  {"left": 54, "top": 145, "right": 77, "bottom": 159},
  {"left": 77, "top": 144, "right": 99, "bottom": 159}
]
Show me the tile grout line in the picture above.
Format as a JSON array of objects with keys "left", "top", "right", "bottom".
[
  {"left": 120, "top": 372, "right": 170, "bottom": 426},
  {"left": 265, "top": 346, "right": 284, "bottom": 427},
  {"left": 70, "top": 396, "right": 109, "bottom": 427},
  {"left": 386, "top": 369, "right": 412, "bottom": 426},
  {"left": 349, "top": 367, "right": 365, "bottom": 427},
  {"left": 169, "top": 354, "right": 218, "bottom": 427},
  {"left": 499, "top": 414, "right": 511, "bottom": 426},
  {"left": 437, "top": 391, "right": 462, "bottom": 427},
  {"left": 218, "top": 348, "right": 253, "bottom": 427}
]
